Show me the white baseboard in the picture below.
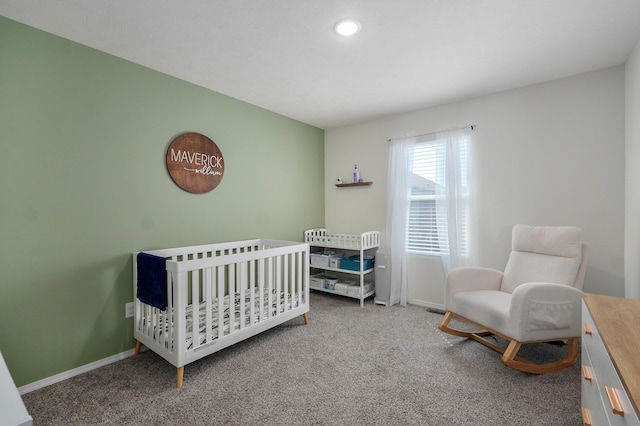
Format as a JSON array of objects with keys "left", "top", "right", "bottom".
[
  {"left": 18, "top": 347, "right": 146, "bottom": 395},
  {"left": 408, "top": 298, "right": 445, "bottom": 312}
]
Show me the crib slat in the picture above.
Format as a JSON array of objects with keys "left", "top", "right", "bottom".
[
  {"left": 267, "top": 257, "right": 273, "bottom": 319},
  {"left": 258, "top": 257, "right": 265, "bottom": 322},
  {"left": 142, "top": 303, "right": 150, "bottom": 338},
  {"left": 217, "top": 266, "right": 225, "bottom": 338},
  {"left": 300, "top": 251, "right": 305, "bottom": 304},
  {"left": 152, "top": 305, "right": 157, "bottom": 341},
  {"left": 167, "top": 263, "right": 175, "bottom": 352},
  {"left": 204, "top": 267, "right": 213, "bottom": 344},
  {"left": 239, "top": 261, "right": 246, "bottom": 331},
  {"left": 152, "top": 304, "right": 158, "bottom": 345},
  {"left": 174, "top": 271, "right": 188, "bottom": 360},
  {"left": 249, "top": 260, "right": 256, "bottom": 325},
  {"left": 276, "top": 255, "right": 282, "bottom": 315},
  {"left": 283, "top": 254, "right": 289, "bottom": 313},
  {"left": 290, "top": 253, "right": 295, "bottom": 309},
  {"left": 293, "top": 252, "right": 298, "bottom": 306},
  {"left": 152, "top": 287, "right": 160, "bottom": 344},
  {"left": 297, "top": 251, "right": 303, "bottom": 306},
  {"left": 288, "top": 253, "right": 294, "bottom": 308},
  {"left": 192, "top": 269, "right": 200, "bottom": 350},
  {"left": 228, "top": 264, "right": 235, "bottom": 335}
]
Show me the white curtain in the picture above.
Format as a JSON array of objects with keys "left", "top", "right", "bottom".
[
  {"left": 435, "top": 127, "right": 474, "bottom": 275},
  {"left": 386, "top": 127, "right": 474, "bottom": 306},
  {"left": 385, "top": 136, "right": 414, "bottom": 306}
]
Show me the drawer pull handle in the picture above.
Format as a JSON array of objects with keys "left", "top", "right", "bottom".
[
  {"left": 582, "top": 365, "right": 593, "bottom": 382},
  {"left": 605, "top": 386, "right": 624, "bottom": 416},
  {"left": 583, "top": 322, "right": 593, "bottom": 335},
  {"left": 581, "top": 407, "right": 592, "bottom": 426}
]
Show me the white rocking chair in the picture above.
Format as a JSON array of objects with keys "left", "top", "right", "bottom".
[{"left": 438, "top": 224, "right": 589, "bottom": 374}]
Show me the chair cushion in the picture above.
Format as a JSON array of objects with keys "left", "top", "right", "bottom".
[
  {"left": 501, "top": 225, "right": 582, "bottom": 294},
  {"left": 450, "top": 287, "right": 581, "bottom": 341},
  {"left": 511, "top": 224, "right": 582, "bottom": 258},
  {"left": 449, "top": 290, "right": 513, "bottom": 336}
]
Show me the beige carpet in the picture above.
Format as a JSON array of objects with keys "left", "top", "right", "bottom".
[{"left": 22, "top": 291, "right": 581, "bottom": 425}]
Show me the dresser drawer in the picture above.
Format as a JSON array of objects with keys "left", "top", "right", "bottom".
[
  {"left": 581, "top": 348, "right": 610, "bottom": 426},
  {"left": 582, "top": 300, "right": 640, "bottom": 425},
  {"left": 582, "top": 302, "right": 606, "bottom": 360}
]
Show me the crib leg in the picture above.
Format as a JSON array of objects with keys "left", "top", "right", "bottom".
[
  {"left": 134, "top": 341, "right": 142, "bottom": 356},
  {"left": 177, "top": 366, "right": 184, "bottom": 389},
  {"left": 302, "top": 313, "right": 309, "bottom": 325}
]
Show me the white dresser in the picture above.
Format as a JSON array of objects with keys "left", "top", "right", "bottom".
[
  {"left": 0, "top": 351, "right": 32, "bottom": 426},
  {"left": 582, "top": 293, "right": 640, "bottom": 425}
]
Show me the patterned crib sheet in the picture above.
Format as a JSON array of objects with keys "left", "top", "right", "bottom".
[{"left": 143, "top": 287, "right": 300, "bottom": 351}]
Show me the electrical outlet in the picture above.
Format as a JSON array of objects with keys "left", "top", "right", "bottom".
[{"left": 125, "top": 302, "right": 134, "bottom": 318}]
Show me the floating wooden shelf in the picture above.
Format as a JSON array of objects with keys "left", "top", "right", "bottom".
[{"left": 336, "top": 182, "right": 373, "bottom": 188}]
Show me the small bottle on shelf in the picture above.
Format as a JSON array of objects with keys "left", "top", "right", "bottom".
[{"left": 353, "top": 164, "right": 359, "bottom": 183}]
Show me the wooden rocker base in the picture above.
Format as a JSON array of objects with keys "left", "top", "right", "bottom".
[
  {"left": 133, "top": 312, "right": 310, "bottom": 389},
  {"left": 438, "top": 311, "right": 579, "bottom": 374}
]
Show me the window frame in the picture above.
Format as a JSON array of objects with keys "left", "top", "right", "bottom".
[{"left": 406, "top": 135, "right": 470, "bottom": 257}]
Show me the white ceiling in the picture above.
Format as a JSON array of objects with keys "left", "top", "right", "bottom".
[{"left": 2, "top": 1, "right": 640, "bottom": 129}]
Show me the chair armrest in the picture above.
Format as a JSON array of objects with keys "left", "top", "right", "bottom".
[
  {"left": 445, "top": 267, "right": 504, "bottom": 308},
  {"left": 509, "top": 282, "right": 583, "bottom": 341}
]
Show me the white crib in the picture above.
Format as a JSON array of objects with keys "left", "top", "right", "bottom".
[{"left": 133, "top": 239, "right": 309, "bottom": 388}]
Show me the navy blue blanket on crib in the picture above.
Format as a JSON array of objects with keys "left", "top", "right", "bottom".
[{"left": 136, "top": 252, "right": 168, "bottom": 311}]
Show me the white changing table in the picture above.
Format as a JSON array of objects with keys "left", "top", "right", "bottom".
[{"left": 305, "top": 229, "right": 380, "bottom": 307}]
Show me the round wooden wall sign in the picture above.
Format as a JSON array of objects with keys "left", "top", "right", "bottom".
[{"left": 166, "top": 132, "right": 224, "bottom": 194}]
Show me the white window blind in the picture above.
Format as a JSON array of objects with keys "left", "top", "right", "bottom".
[{"left": 407, "top": 136, "right": 469, "bottom": 255}]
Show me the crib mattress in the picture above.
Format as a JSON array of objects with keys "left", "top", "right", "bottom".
[{"left": 142, "top": 288, "right": 300, "bottom": 351}]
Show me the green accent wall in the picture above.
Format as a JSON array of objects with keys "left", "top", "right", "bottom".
[{"left": 0, "top": 16, "right": 324, "bottom": 387}]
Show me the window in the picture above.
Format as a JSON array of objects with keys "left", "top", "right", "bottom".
[{"left": 407, "top": 135, "right": 470, "bottom": 256}]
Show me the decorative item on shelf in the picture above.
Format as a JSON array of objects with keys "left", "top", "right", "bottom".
[{"left": 335, "top": 164, "right": 371, "bottom": 187}]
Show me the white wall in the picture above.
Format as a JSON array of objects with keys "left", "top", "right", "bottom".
[
  {"left": 625, "top": 40, "right": 640, "bottom": 300},
  {"left": 325, "top": 66, "right": 626, "bottom": 306}
]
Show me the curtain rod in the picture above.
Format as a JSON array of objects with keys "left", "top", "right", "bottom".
[{"left": 387, "top": 125, "right": 475, "bottom": 142}]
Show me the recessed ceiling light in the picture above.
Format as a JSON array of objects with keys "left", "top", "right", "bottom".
[{"left": 334, "top": 19, "right": 361, "bottom": 37}]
